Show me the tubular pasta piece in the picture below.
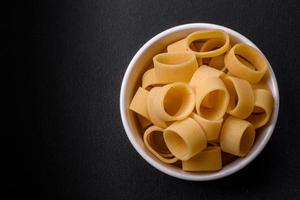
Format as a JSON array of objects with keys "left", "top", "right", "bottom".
[
  {"left": 190, "top": 113, "right": 223, "bottom": 141},
  {"left": 144, "top": 126, "right": 178, "bottom": 164},
  {"left": 186, "top": 30, "right": 230, "bottom": 58},
  {"left": 189, "top": 65, "right": 225, "bottom": 88},
  {"left": 182, "top": 146, "right": 222, "bottom": 171},
  {"left": 224, "top": 43, "right": 268, "bottom": 83},
  {"left": 167, "top": 38, "right": 189, "bottom": 53},
  {"left": 129, "top": 87, "right": 150, "bottom": 120},
  {"left": 142, "top": 68, "right": 168, "bottom": 90},
  {"left": 220, "top": 116, "right": 255, "bottom": 157},
  {"left": 152, "top": 82, "right": 195, "bottom": 121},
  {"left": 163, "top": 117, "right": 207, "bottom": 160},
  {"left": 223, "top": 76, "right": 254, "bottom": 119},
  {"left": 246, "top": 89, "right": 274, "bottom": 128},
  {"left": 153, "top": 53, "right": 198, "bottom": 83},
  {"left": 147, "top": 87, "right": 169, "bottom": 128},
  {"left": 195, "top": 77, "right": 229, "bottom": 121}
]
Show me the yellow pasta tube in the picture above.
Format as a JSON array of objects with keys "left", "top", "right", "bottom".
[
  {"left": 220, "top": 116, "right": 255, "bottom": 157},
  {"left": 190, "top": 113, "right": 223, "bottom": 141},
  {"left": 153, "top": 53, "right": 198, "bottom": 83},
  {"left": 186, "top": 30, "right": 230, "bottom": 58},
  {"left": 147, "top": 87, "right": 169, "bottom": 128},
  {"left": 129, "top": 87, "right": 150, "bottom": 120},
  {"left": 223, "top": 76, "right": 254, "bottom": 119},
  {"left": 167, "top": 38, "right": 189, "bottom": 53},
  {"left": 142, "top": 68, "right": 167, "bottom": 90},
  {"left": 189, "top": 65, "right": 224, "bottom": 88},
  {"left": 144, "top": 126, "right": 178, "bottom": 164},
  {"left": 163, "top": 117, "right": 207, "bottom": 160},
  {"left": 195, "top": 77, "right": 229, "bottom": 120},
  {"left": 182, "top": 146, "right": 222, "bottom": 171},
  {"left": 152, "top": 82, "right": 195, "bottom": 121},
  {"left": 247, "top": 89, "right": 274, "bottom": 128},
  {"left": 224, "top": 43, "right": 268, "bottom": 83}
]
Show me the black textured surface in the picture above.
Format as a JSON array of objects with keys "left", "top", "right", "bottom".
[{"left": 12, "top": 0, "right": 300, "bottom": 199}]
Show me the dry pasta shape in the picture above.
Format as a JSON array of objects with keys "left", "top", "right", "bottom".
[
  {"left": 153, "top": 53, "right": 198, "bottom": 83},
  {"left": 223, "top": 76, "right": 254, "bottom": 119},
  {"left": 147, "top": 87, "right": 169, "bottom": 128},
  {"left": 247, "top": 89, "right": 274, "bottom": 128},
  {"left": 167, "top": 38, "right": 189, "bottom": 53},
  {"left": 190, "top": 113, "right": 222, "bottom": 141},
  {"left": 190, "top": 65, "right": 225, "bottom": 88},
  {"left": 220, "top": 116, "right": 255, "bottom": 157},
  {"left": 142, "top": 68, "right": 168, "bottom": 90},
  {"left": 195, "top": 77, "right": 229, "bottom": 121},
  {"left": 144, "top": 126, "right": 178, "bottom": 164},
  {"left": 182, "top": 146, "right": 222, "bottom": 171},
  {"left": 224, "top": 43, "right": 268, "bottom": 83},
  {"left": 129, "top": 87, "right": 150, "bottom": 120},
  {"left": 186, "top": 30, "right": 230, "bottom": 58},
  {"left": 152, "top": 82, "right": 195, "bottom": 121},
  {"left": 163, "top": 117, "right": 207, "bottom": 160}
]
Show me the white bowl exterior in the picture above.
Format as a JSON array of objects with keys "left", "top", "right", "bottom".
[{"left": 120, "top": 23, "right": 279, "bottom": 181}]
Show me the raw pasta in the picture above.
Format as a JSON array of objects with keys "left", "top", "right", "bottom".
[
  {"left": 128, "top": 29, "right": 274, "bottom": 172},
  {"left": 224, "top": 43, "right": 268, "bottom": 83},
  {"left": 153, "top": 53, "right": 198, "bottom": 83},
  {"left": 247, "top": 89, "right": 274, "bottom": 128},
  {"left": 163, "top": 117, "right": 207, "bottom": 160},
  {"left": 182, "top": 146, "right": 222, "bottom": 171},
  {"left": 144, "top": 126, "right": 178, "bottom": 164},
  {"left": 220, "top": 116, "right": 255, "bottom": 157},
  {"left": 223, "top": 75, "right": 254, "bottom": 119}
]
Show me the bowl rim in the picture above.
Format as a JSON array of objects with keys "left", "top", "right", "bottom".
[{"left": 120, "top": 23, "right": 280, "bottom": 181}]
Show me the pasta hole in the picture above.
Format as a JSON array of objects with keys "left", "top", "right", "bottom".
[
  {"left": 236, "top": 55, "right": 256, "bottom": 70},
  {"left": 200, "top": 90, "right": 227, "bottom": 120},
  {"left": 164, "top": 85, "right": 194, "bottom": 118},
  {"left": 189, "top": 40, "right": 205, "bottom": 52},
  {"left": 149, "top": 131, "right": 170, "bottom": 154}
]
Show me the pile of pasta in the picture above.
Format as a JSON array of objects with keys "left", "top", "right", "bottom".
[{"left": 129, "top": 29, "right": 274, "bottom": 172}]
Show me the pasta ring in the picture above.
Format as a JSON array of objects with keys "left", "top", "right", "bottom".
[
  {"left": 223, "top": 76, "right": 254, "bottom": 119},
  {"left": 186, "top": 30, "right": 230, "bottom": 58},
  {"left": 152, "top": 82, "right": 195, "bottom": 121},
  {"left": 220, "top": 116, "right": 255, "bottom": 157},
  {"left": 153, "top": 52, "right": 198, "bottom": 83},
  {"left": 224, "top": 43, "right": 268, "bottom": 83},
  {"left": 247, "top": 89, "right": 274, "bottom": 128},
  {"left": 164, "top": 117, "right": 207, "bottom": 160},
  {"left": 144, "top": 126, "right": 178, "bottom": 164},
  {"left": 195, "top": 77, "right": 229, "bottom": 120}
]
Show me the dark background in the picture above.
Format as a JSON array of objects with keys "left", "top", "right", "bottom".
[{"left": 10, "top": 0, "right": 300, "bottom": 199}]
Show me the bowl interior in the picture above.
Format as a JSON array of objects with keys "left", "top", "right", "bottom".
[{"left": 120, "top": 23, "right": 279, "bottom": 181}]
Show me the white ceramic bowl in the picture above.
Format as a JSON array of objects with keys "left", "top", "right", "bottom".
[{"left": 120, "top": 23, "right": 279, "bottom": 181}]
